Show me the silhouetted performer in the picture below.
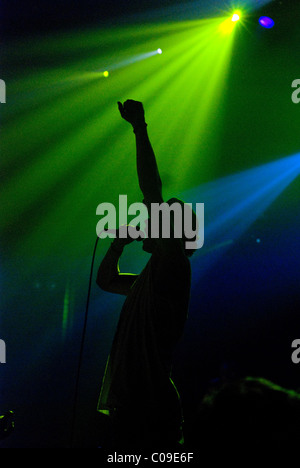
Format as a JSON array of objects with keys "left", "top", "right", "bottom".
[{"left": 96, "top": 100, "right": 197, "bottom": 450}]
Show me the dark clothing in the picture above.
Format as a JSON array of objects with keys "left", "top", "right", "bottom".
[{"left": 97, "top": 250, "right": 191, "bottom": 448}]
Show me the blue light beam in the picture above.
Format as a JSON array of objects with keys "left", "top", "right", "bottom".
[{"left": 179, "top": 152, "right": 300, "bottom": 275}]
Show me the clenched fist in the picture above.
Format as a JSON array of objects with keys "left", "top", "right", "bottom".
[{"left": 117, "top": 100, "right": 147, "bottom": 130}]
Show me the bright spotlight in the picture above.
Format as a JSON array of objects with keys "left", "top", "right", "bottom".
[
  {"left": 231, "top": 13, "right": 240, "bottom": 22},
  {"left": 259, "top": 16, "right": 275, "bottom": 29},
  {"left": 219, "top": 11, "right": 242, "bottom": 34}
]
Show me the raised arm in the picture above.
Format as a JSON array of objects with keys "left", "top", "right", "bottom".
[
  {"left": 118, "top": 100, "right": 163, "bottom": 205},
  {"left": 118, "top": 100, "right": 189, "bottom": 262}
]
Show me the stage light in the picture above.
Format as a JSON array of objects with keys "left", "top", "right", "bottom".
[
  {"left": 219, "top": 10, "right": 242, "bottom": 34},
  {"left": 259, "top": 16, "right": 275, "bottom": 29},
  {"left": 231, "top": 12, "right": 240, "bottom": 22}
]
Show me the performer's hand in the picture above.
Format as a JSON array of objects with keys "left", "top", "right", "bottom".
[{"left": 117, "top": 100, "right": 146, "bottom": 129}]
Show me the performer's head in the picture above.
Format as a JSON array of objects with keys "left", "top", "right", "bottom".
[{"left": 142, "top": 197, "right": 198, "bottom": 257}]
